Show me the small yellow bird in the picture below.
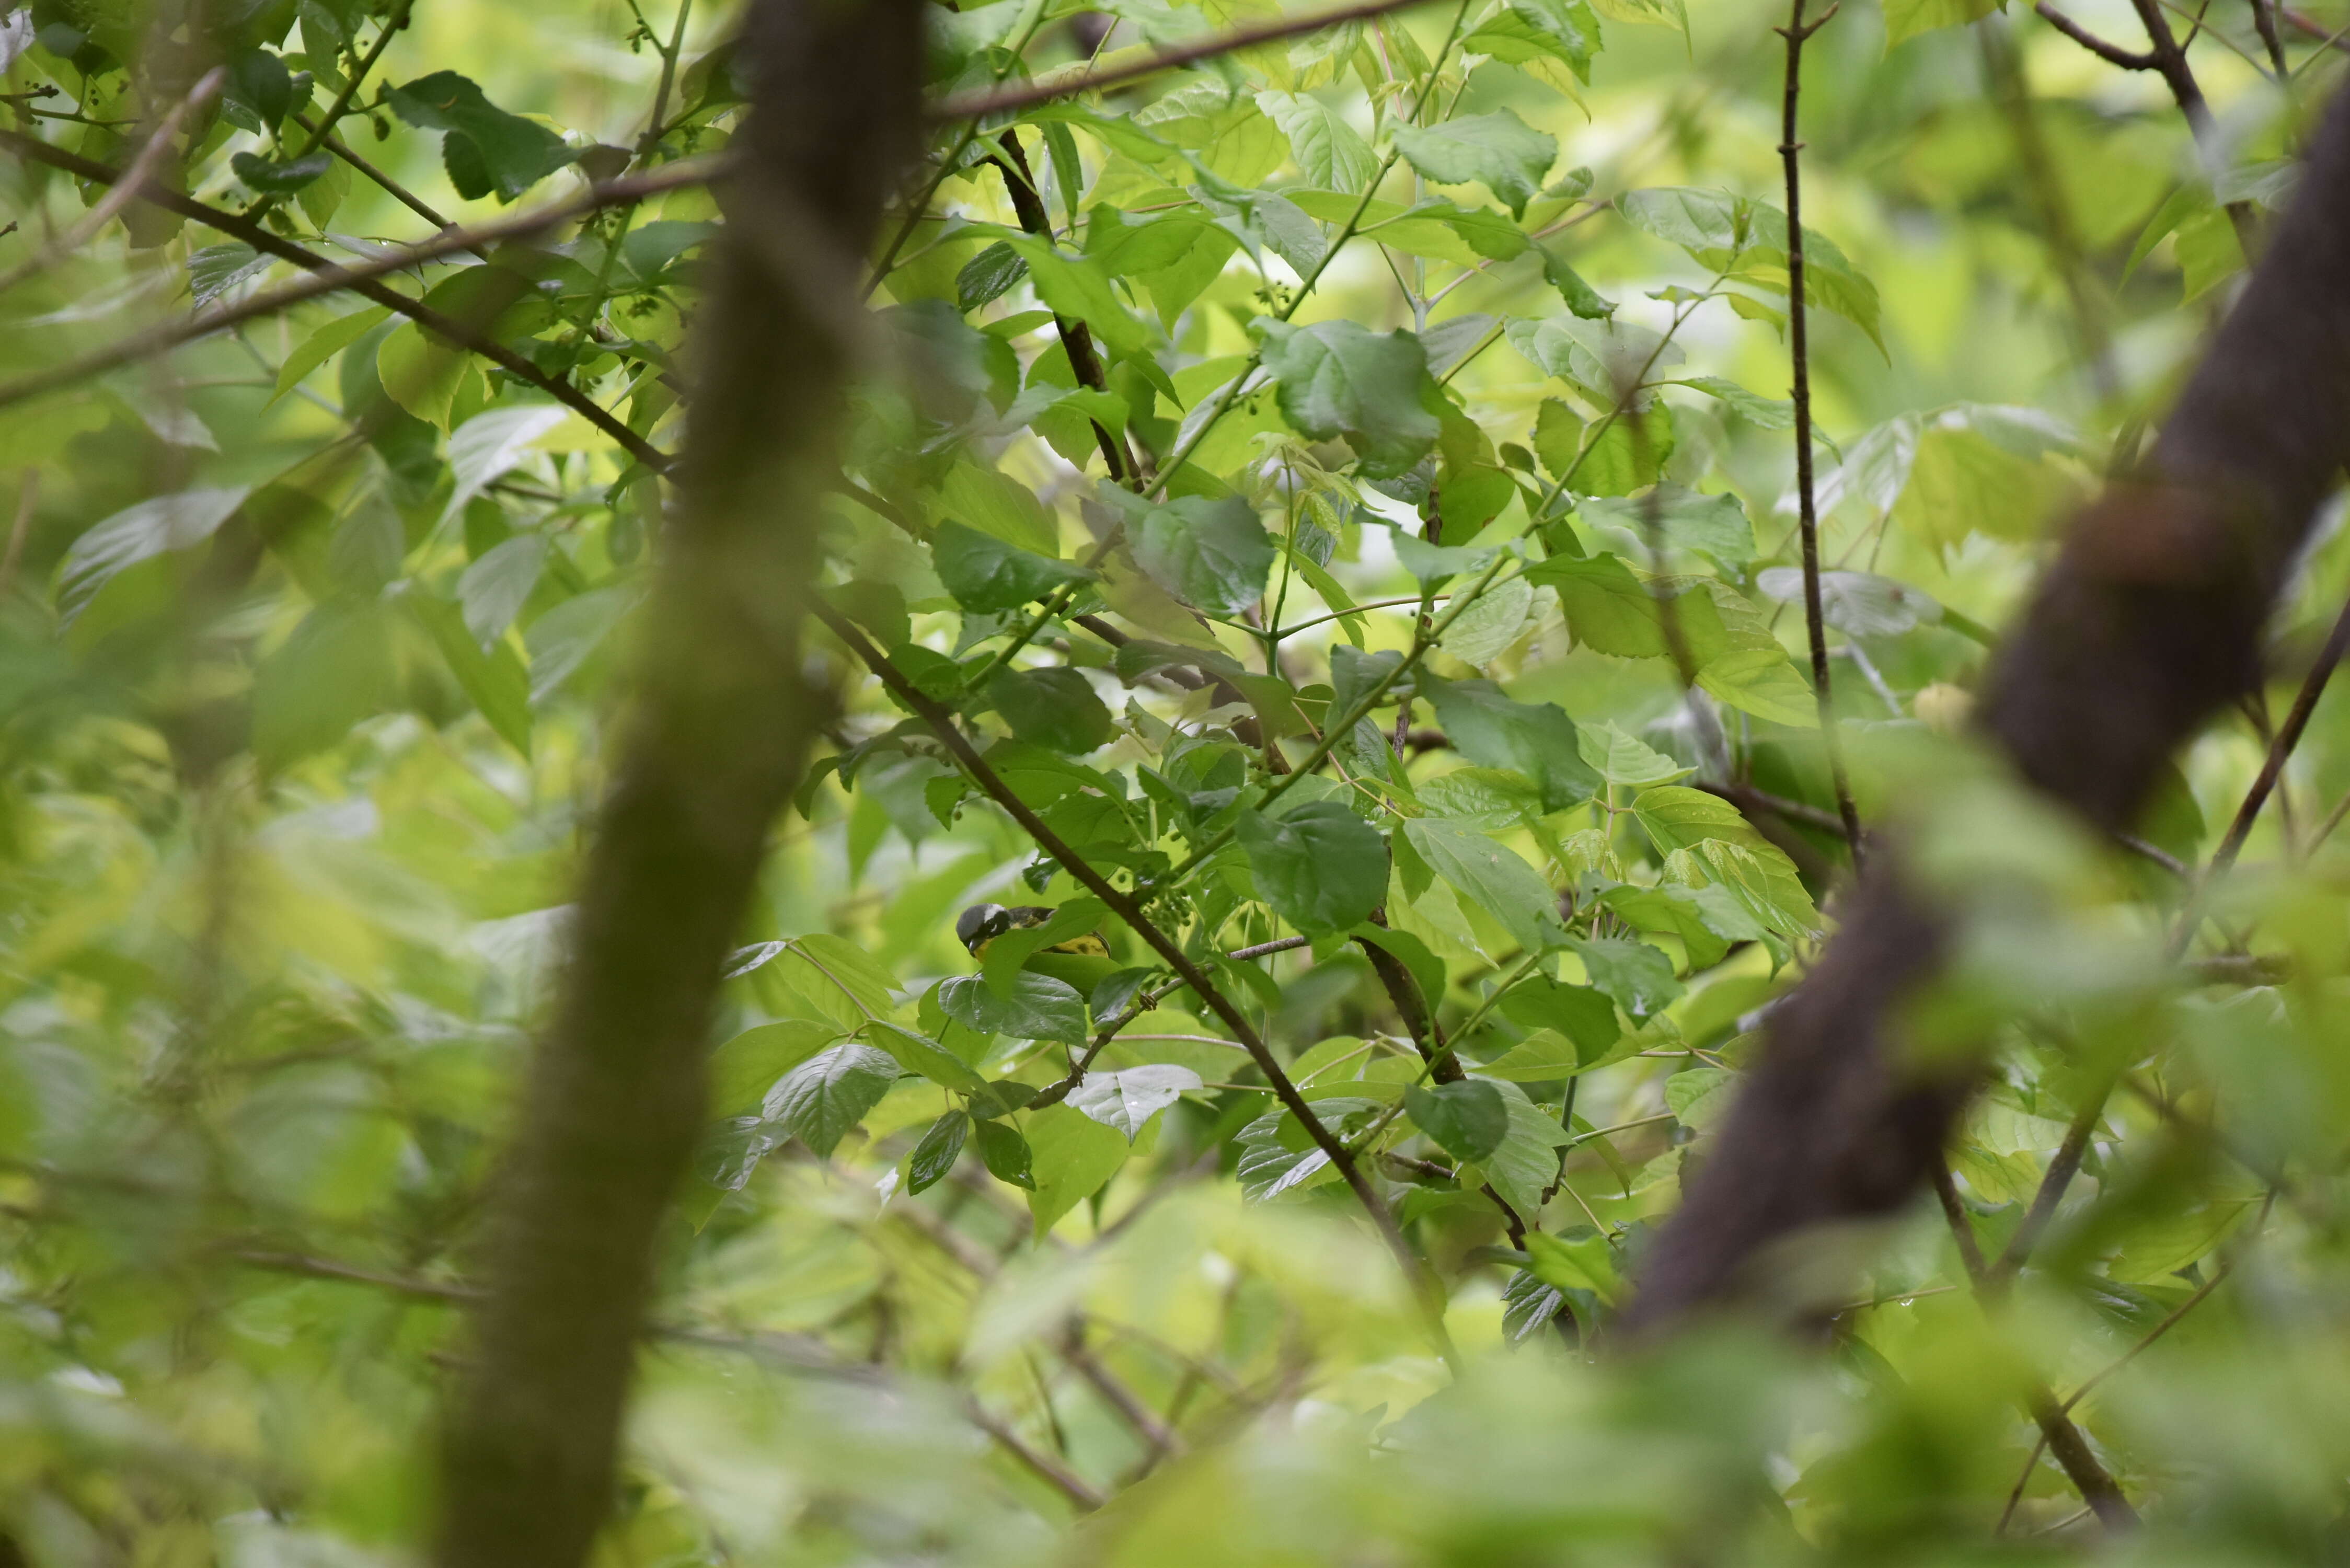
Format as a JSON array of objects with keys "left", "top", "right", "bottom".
[{"left": 956, "top": 902, "right": 1116, "bottom": 991}]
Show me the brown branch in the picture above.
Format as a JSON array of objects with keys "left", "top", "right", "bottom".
[
  {"left": 0, "top": 126, "right": 722, "bottom": 468},
  {"left": 1998, "top": 1257, "right": 2236, "bottom": 1531},
  {"left": 930, "top": 0, "right": 1447, "bottom": 120},
  {"left": 429, "top": 2, "right": 924, "bottom": 1566},
  {"left": 1931, "top": 1164, "right": 2139, "bottom": 1531},
  {"left": 231, "top": 1248, "right": 480, "bottom": 1303},
  {"left": 2124, "top": 0, "right": 2261, "bottom": 248},
  {"left": 810, "top": 601, "right": 1459, "bottom": 1368},
  {"left": 967, "top": 1403, "right": 1105, "bottom": 1509},
  {"left": 1776, "top": 0, "right": 1865, "bottom": 870},
  {"left": 989, "top": 132, "right": 1140, "bottom": 482},
  {"left": 2033, "top": 1, "right": 2160, "bottom": 65}
]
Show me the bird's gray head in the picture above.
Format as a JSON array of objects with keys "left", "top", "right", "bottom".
[{"left": 955, "top": 902, "right": 1009, "bottom": 953}]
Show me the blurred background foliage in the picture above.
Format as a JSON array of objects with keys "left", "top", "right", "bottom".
[{"left": 2, "top": 0, "right": 2348, "bottom": 1559}]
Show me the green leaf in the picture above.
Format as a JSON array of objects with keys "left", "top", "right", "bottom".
[
  {"left": 1883, "top": 0, "right": 1999, "bottom": 46},
  {"left": 226, "top": 48, "right": 295, "bottom": 132},
  {"left": 1391, "top": 109, "right": 1558, "bottom": 218},
  {"left": 1027, "top": 1103, "right": 1131, "bottom": 1235},
  {"left": 763, "top": 1043, "right": 902, "bottom": 1158},
  {"left": 1132, "top": 494, "right": 1276, "bottom": 616},
  {"left": 957, "top": 240, "right": 1029, "bottom": 312},
  {"left": 1667, "top": 375, "right": 1793, "bottom": 428},
  {"left": 933, "top": 521, "right": 1094, "bottom": 613},
  {"left": 231, "top": 150, "right": 332, "bottom": 194},
  {"left": 252, "top": 599, "right": 398, "bottom": 772},
  {"left": 405, "top": 587, "right": 533, "bottom": 756},
  {"left": 1575, "top": 721, "right": 1691, "bottom": 787},
  {"left": 1631, "top": 785, "right": 1774, "bottom": 856},
  {"left": 938, "top": 461, "right": 1059, "bottom": 556},
  {"left": 1470, "top": 1079, "right": 1575, "bottom": 1222},
  {"left": 905, "top": 1111, "right": 969, "bottom": 1194},
  {"left": 709, "top": 1020, "right": 843, "bottom": 1116},
  {"left": 936, "top": 972, "right": 1089, "bottom": 1045},
  {"left": 443, "top": 405, "right": 569, "bottom": 525},
  {"left": 1257, "top": 319, "right": 1441, "bottom": 479},
  {"left": 1402, "top": 817, "right": 1569, "bottom": 954},
  {"left": 1571, "top": 936, "right": 1682, "bottom": 1017},
  {"left": 1522, "top": 552, "right": 1728, "bottom": 662},
  {"left": 988, "top": 667, "right": 1113, "bottom": 753},
  {"left": 376, "top": 320, "right": 474, "bottom": 428},
  {"left": 189, "top": 244, "right": 272, "bottom": 310},
  {"left": 1465, "top": 0, "right": 1600, "bottom": 80},
  {"left": 1236, "top": 800, "right": 1389, "bottom": 935},
  {"left": 1753, "top": 566, "right": 1939, "bottom": 636},
  {"left": 1423, "top": 675, "right": 1601, "bottom": 812},
  {"left": 270, "top": 306, "right": 390, "bottom": 405},
  {"left": 1438, "top": 572, "right": 1535, "bottom": 667},
  {"left": 1474, "top": 1029, "right": 1582, "bottom": 1081},
  {"left": 1406, "top": 1079, "right": 1510, "bottom": 1163},
  {"left": 1392, "top": 531, "right": 1498, "bottom": 588},
  {"left": 1540, "top": 249, "right": 1616, "bottom": 318},
  {"left": 1524, "top": 1229, "right": 1623, "bottom": 1305},
  {"left": 56, "top": 485, "right": 249, "bottom": 625},
  {"left": 1601, "top": 881, "right": 1762, "bottom": 970},
  {"left": 999, "top": 233, "right": 1151, "bottom": 354},
  {"left": 456, "top": 535, "right": 545, "bottom": 650},
  {"left": 1499, "top": 976, "right": 1622, "bottom": 1060},
  {"left": 1255, "top": 89, "right": 1378, "bottom": 191},
  {"left": 1665, "top": 1065, "right": 1739, "bottom": 1130},
  {"left": 862, "top": 1021, "right": 990, "bottom": 1093},
  {"left": 973, "top": 1117, "right": 1036, "bottom": 1189},
  {"left": 1577, "top": 487, "right": 1756, "bottom": 568},
  {"left": 386, "top": 71, "right": 577, "bottom": 201},
  {"left": 1068, "top": 1064, "right": 1202, "bottom": 1141}
]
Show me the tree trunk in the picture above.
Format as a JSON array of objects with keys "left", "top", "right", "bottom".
[
  {"left": 1626, "top": 80, "right": 2350, "bottom": 1331},
  {"left": 430, "top": 4, "right": 923, "bottom": 1565}
]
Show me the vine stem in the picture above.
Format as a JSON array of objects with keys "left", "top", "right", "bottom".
[
  {"left": 811, "top": 602, "right": 1460, "bottom": 1373},
  {"left": 1777, "top": 0, "right": 1865, "bottom": 870}
]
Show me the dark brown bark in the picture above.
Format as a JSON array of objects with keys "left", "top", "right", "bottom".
[
  {"left": 1626, "top": 79, "right": 2350, "bottom": 1333},
  {"left": 429, "top": 4, "right": 923, "bottom": 1567}
]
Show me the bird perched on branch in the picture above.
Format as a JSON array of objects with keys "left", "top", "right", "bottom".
[{"left": 955, "top": 902, "right": 1115, "bottom": 991}]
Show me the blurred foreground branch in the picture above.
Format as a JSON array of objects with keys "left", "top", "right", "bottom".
[{"left": 428, "top": 3, "right": 923, "bottom": 1567}]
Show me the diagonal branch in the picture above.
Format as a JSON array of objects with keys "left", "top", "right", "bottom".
[
  {"left": 2033, "top": 2, "right": 2160, "bottom": 65},
  {"left": 0, "top": 128, "right": 719, "bottom": 466},
  {"left": 1931, "top": 1163, "right": 2139, "bottom": 1531},
  {"left": 809, "top": 600, "right": 1459, "bottom": 1369}
]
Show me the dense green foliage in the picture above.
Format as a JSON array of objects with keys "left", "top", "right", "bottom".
[{"left": 3, "top": 0, "right": 2348, "bottom": 1559}]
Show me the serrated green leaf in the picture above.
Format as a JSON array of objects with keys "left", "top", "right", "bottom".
[{"left": 1391, "top": 109, "right": 1558, "bottom": 218}]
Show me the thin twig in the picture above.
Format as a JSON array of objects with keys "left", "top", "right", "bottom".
[
  {"left": 1931, "top": 1162, "right": 2139, "bottom": 1531},
  {"left": 966, "top": 1403, "right": 1106, "bottom": 1509},
  {"left": 931, "top": 0, "right": 1448, "bottom": 120},
  {"left": 0, "top": 470, "right": 36, "bottom": 599},
  {"left": 1997, "top": 1256, "right": 2239, "bottom": 1531},
  {"left": 0, "top": 68, "right": 225, "bottom": 297},
  {"left": 2033, "top": 1, "right": 2160, "bottom": 65},
  {"left": 1777, "top": 0, "right": 1865, "bottom": 870}
]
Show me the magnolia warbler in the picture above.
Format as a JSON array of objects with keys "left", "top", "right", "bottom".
[{"left": 955, "top": 902, "right": 1116, "bottom": 991}]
